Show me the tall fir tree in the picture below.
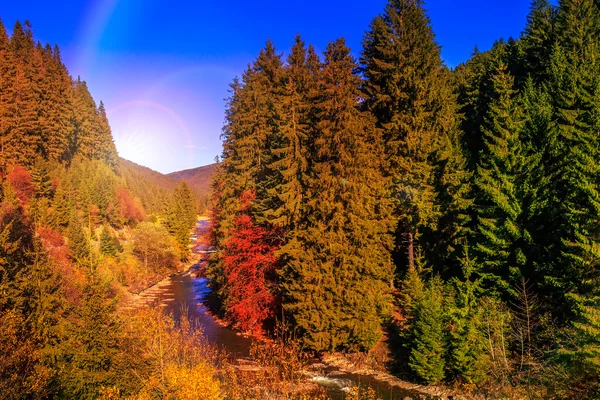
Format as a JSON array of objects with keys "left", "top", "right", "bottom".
[
  {"left": 0, "top": 19, "right": 17, "bottom": 171},
  {"left": 534, "top": 0, "right": 600, "bottom": 377},
  {"left": 281, "top": 39, "right": 393, "bottom": 351},
  {"left": 361, "top": 0, "right": 471, "bottom": 278},
  {"left": 520, "top": 0, "right": 556, "bottom": 84},
  {"left": 406, "top": 276, "right": 447, "bottom": 384},
  {"left": 474, "top": 64, "right": 531, "bottom": 298}
]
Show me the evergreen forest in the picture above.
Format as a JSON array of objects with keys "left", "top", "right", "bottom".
[
  {"left": 209, "top": 0, "right": 600, "bottom": 397},
  {"left": 2, "top": 0, "right": 600, "bottom": 399}
]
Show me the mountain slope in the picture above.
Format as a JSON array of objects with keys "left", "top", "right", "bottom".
[{"left": 168, "top": 163, "right": 217, "bottom": 201}]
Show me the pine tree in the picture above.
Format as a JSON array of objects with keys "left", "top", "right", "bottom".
[
  {"left": 30, "top": 159, "right": 54, "bottom": 199},
  {"left": 39, "top": 44, "right": 72, "bottom": 162},
  {"left": 260, "top": 35, "right": 310, "bottom": 230},
  {"left": 520, "top": 0, "right": 556, "bottom": 83},
  {"left": 71, "top": 78, "right": 99, "bottom": 159},
  {"left": 6, "top": 22, "right": 40, "bottom": 166},
  {"left": 535, "top": 0, "right": 600, "bottom": 378},
  {"left": 474, "top": 64, "right": 531, "bottom": 298},
  {"left": 57, "top": 277, "right": 122, "bottom": 399},
  {"left": 0, "top": 19, "right": 17, "bottom": 172},
  {"left": 166, "top": 180, "right": 197, "bottom": 253},
  {"left": 209, "top": 42, "right": 285, "bottom": 315},
  {"left": 96, "top": 101, "right": 118, "bottom": 167},
  {"left": 361, "top": 0, "right": 470, "bottom": 278},
  {"left": 100, "top": 225, "right": 121, "bottom": 257},
  {"left": 456, "top": 42, "right": 508, "bottom": 170},
  {"left": 67, "top": 211, "right": 90, "bottom": 264},
  {"left": 406, "top": 276, "right": 447, "bottom": 384},
  {"left": 447, "top": 249, "right": 489, "bottom": 384},
  {"left": 281, "top": 39, "right": 393, "bottom": 351}
]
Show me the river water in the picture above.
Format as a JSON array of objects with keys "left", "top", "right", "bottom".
[{"left": 148, "top": 220, "right": 429, "bottom": 400}]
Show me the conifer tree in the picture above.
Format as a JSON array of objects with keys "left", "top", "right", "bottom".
[
  {"left": 209, "top": 42, "right": 285, "bottom": 314},
  {"left": 535, "top": 0, "right": 600, "bottom": 376},
  {"left": 30, "top": 159, "right": 54, "bottom": 199},
  {"left": 456, "top": 42, "right": 508, "bottom": 169},
  {"left": 0, "top": 19, "right": 17, "bottom": 171},
  {"left": 260, "top": 35, "right": 310, "bottom": 230},
  {"left": 39, "top": 44, "right": 72, "bottom": 162},
  {"left": 100, "top": 225, "right": 121, "bottom": 257},
  {"left": 67, "top": 211, "right": 90, "bottom": 264},
  {"left": 71, "top": 78, "right": 99, "bottom": 159},
  {"left": 96, "top": 101, "right": 118, "bottom": 167},
  {"left": 406, "top": 276, "right": 447, "bottom": 384},
  {"left": 361, "top": 0, "right": 470, "bottom": 277},
  {"left": 281, "top": 39, "right": 393, "bottom": 351},
  {"left": 520, "top": 0, "right": 556, "bottom": 83},
  {"left": 57, "top": 277, "right": 122, "bottom": 399},
  {"left": 447, "top": 249, "right": 489, "bottom": 384},
  {"left": 7, "top": 21, "right": 40, "bottom": 166},
  {"left": 166, "top": 180, "right": 197, "bottom": 253},
  {"left": 474, "top": 64, "right": 530, "bottom": 298}
]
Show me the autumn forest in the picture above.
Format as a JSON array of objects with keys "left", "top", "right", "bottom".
[{"left": 2, "top": 0, "right": 600, "bottom": 399}]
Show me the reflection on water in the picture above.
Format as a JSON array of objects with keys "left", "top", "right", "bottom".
[{"left": 161, "top": 274, "right": 254, "bottom": 359}]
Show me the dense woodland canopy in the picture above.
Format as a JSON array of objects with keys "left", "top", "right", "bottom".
[
  {"left": 209, "top": 0, "right": 600, "bottom": 396},
  {"left": 0, "top": 18, "right": 205, "bottom": 399},
  {"left": 3, "top": 0, "right": 600, "bottom": 398}
]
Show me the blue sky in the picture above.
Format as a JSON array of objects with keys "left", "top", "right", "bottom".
[{"left": 2, "top": 0, "right": 533, "bottom": 173}]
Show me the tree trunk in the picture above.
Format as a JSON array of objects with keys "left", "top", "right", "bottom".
[{"left": 408, "top": 231, "right": 414, "bottom": 271}]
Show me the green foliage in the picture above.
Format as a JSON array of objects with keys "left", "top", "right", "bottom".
[
  {"left": 132, "top": 221, "right": 180, "bottom": 272},
  {"left": 474, "top": 64, "right": 531, "bottom": 298},
  {"left": 280, "top": 39, "right": 393, "bottom": 351},
  {"left": 361, "top": 0, "right": 471, "bottom": 277},
  {"left": 99, "top": 225, "right": 121, "bottom": 257},
  {"left": 67, "top": 211, "right": 89, "bottom": 264},
  {"left": 447, "top": 251, "right": 490, "bottom": 384},
  {"left": 166, "top": 180, "right": 197, "bottom": 255},
  {"left": 56, "top": 277, "right": 123, "bottom": 399},
  {"left": 405, "top": 276, "right": 447, "bottom": 384}
]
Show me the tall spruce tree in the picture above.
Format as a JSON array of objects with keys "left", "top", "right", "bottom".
[
  {"left": 208, "top": 42, "right": 285, "bottom": 316},
  {"left": 7, "top": 21, "right": 40, "bottom": 166},
  {"left": 361, "top": 0, "right": 470, "bottom": 278},
  {"left": 0, "top": 19, "right": 17, "bottom": 171},
  {"left": 534, "top": 0, "right": 600, "bottom": 376},
  {"left": 281, "top": 39, "right": 393, "bottom": 351},
  {"left": 261, "top": 35, "right": 310, "bottom": 230},
  {"left": 406, "top": 276, "right": 447, "bottom": 384},
  {"left": 520, "top": 0, "right": 556, "bottom": 84},
  {"left": 474, "top": 64, "right": 531, "bottom": 298}
]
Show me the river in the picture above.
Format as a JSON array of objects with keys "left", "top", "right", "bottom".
[{"left": 144, "top": 220, "right": 435, "bottom": 400}]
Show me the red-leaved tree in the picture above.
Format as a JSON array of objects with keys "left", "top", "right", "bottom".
[
  {"left": 116, "top": 186, "right": 145, "bottom": 223},
  {"left": 6, "top": 165, "right": 35, "bottom": 205},
  {"left": 223, "top": 190, "right": 281, "bottom": 334}
]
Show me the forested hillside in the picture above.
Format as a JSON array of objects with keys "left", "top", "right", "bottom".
[
  {"left": 168, "top": 163, "right": 217, "bottom": 213},
  {"left": 0, "top": 19, "right": 206, "bottom": 398},
  {"left": 209, "top": 0, "right": 600, "bottom": 397}
]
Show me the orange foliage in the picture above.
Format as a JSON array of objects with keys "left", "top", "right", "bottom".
[
  {"left": 38, "top": 225, "right": 64, "bottom": 248},
  {"left": 6, "top": 165, "right": 35, "bottom": 204},
  {"left": 116, "top": 187, "right": 145, "bottom": 222}
]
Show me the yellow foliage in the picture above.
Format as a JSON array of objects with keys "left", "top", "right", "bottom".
[{"left": 163, "top": 364, "right": 222, "bottom": 400}]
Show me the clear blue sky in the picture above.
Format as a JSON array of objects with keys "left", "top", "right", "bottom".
[{"left": 2, "top": 0, "right": 534, "bottom": 174}]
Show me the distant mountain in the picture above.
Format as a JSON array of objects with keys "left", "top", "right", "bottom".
[
  {"left": 119, "top": 158, "right": 180, "bottom": 190},
  {"left": 118, "top": 158, "right": 181, "bottom": 214},
  {"left": 167, "top": 163, "right": 217, "bottom": 197},
  {"left": 168, "top": 163, "right": 217, "bottom": 212}
]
